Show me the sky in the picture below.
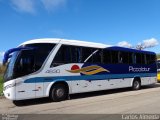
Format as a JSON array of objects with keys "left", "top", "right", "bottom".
[{"left": 0, "top": 0, "right": 160, "bottom": 63}]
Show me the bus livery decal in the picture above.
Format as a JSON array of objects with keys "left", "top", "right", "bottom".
[{"left": 66, "top": 65, "right": 110, "bottom": 75}]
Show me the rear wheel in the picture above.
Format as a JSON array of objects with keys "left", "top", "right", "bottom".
[
  {"left": 50, "top": 84, "right": 68, "bottom": 102},
  {"left": 132, "top": 79, "right": 141, "bottom": 90}
]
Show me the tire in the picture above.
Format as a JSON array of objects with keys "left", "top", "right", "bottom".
[
  {"left": 132, "top": 79, "right": 141, "bottom": 90},
  {"left": 50, "top": 84, "right": 68, "bottom": 102}
]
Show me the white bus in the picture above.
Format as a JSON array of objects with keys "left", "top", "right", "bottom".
[{"left": 3, "top": 38, "right": 157, "bottom": 103}]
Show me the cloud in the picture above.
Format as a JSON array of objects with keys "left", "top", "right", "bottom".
[
  {"left": 117, "top": 41, "right": 132, "bottom": 48},
  {"left": 41, "top": 0, "right": 67, "bottom": 12},
  {"left": 142, "top": 38, "right": 159, "bottom": 48},
  {"left": 11, "top": 0, "right": 36, "bottom": 14},
  {"left": 137, "top": 38, "right": 159, "bottom": 49},
  {"left": 117, "top": 38, "right": 159, "bottom": 50},
  {"left": 10, "top": 0, "right": 67, "bottom": 14}
]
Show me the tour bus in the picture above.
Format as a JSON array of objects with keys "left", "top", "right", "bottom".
[
  {"left": 157, "top": 59, "right": 160, "bottom": 82},
  {"left": 3, "top": 38, "right": 157, "bottom": 104}
]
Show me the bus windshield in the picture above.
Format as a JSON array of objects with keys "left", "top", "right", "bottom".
[
  {"left": 3, "top": 51, "right": 19, "bottom": 81},
  {"left": 4, "top": 43, "right": 55, "bottom": 82}
]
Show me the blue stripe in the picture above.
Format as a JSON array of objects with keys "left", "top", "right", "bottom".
[{"left": 24, "top": 73, "right": 156, "bottom": 83}]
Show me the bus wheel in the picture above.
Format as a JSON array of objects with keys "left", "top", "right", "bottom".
[
  {"left": 50, "top": 84, "right": 68, "bottom": 102},
  {"left": 132, "top": 79, "right": 141, "bottom": 90}
]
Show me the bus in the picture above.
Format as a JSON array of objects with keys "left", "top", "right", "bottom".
[
  {"left": 3, "top": 38, "right": 157, "bottom": 103},
  {"left": 157, "top": 59, "right": 160, "bottom": 82}
]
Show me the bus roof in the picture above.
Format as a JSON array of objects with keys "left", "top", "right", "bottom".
[
  {"left": 105, "top": 46, "right": 155, "bottom": 55},
  {"left": 20, "top": 38, "right": 110, "bottom": 48},
  {"left": 20, "top": 38, "right": 155, "bottom": 55}
]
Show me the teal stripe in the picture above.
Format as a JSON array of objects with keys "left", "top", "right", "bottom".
[{"left": 24, "top": 73, "right": 156, "bottom": 83}]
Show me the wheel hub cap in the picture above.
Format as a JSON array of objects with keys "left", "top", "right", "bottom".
[{"left": 56, "top": 89, "right": 64, "bottom": 97}]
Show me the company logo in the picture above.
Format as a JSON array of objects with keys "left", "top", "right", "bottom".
[
  {"left": 129, "top": 66, "right": 150, "bottom": 72},
  {"left": 66, "top": 65, "right": 110, "bottom": 75}
]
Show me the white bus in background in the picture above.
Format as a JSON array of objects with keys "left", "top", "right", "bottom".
[{"left": 3, "top": 38, "right": 157, "bottom": 104}]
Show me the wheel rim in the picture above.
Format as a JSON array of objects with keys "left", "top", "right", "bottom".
[
  {"left": 56, "top": 88, "right": 64, "bottom": 98},
  {"left": 134, "top": 81, "right": 140, "bottom": 89}
]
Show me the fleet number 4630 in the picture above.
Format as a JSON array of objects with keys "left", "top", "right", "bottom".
[{"left": 45, "top": 69, "right": 60, "bottom": 73}]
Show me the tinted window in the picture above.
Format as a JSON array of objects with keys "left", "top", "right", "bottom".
[
  {"left": 146, "top": 54, "right": 156, "bottom": 64},
  {"left": 15, "top": 50, "right": 35, "bottom": 77},
  {"left": 111, "top": 51, "right": 118, "bottom": 64},
  {"left": 128, "top": 52, "right": 133, "bottom": 64},
  {"left": 8, "top": 43, "right": 55, "bottom": 80},
  {"left": 82, "top": 47, "right": 94, "bottom": 62},
  {"left": 146, "top": 54, "right": 150, "bottom": 64},
  {"left": 51, "top": 45, "right": 82, "bottom": 67},
  {"left": 141, "top": 54, "right": 146, "bottom": 64},
  {"left": 136, "top": 53, "right": 141, "bottom": 64},
  {"left": 52, "top": 45, "right": 71, "bottom": 66},
  {"left": 118, "top": 52, "right": 129, "bottom": 64},
  {"left": 85, "top": 49, "right": 102, "bottom": 63},
  {"left": 24, "top": 43, "right": 54, "bottom": 70},
  {"left": 93, "top": 50, "right": 103, "bottom": 63},
  {"left": 71, "top": 46, "right": 82, "bottom": 63},
  {"left": 103, "top": 50, "right": 112, "bottom": 64},
  {"left": 150, "top": 54, "right": 156, "bottom": 64}
]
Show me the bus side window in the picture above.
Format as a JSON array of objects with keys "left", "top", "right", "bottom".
[
  {"left": 92, "top": 50, "right": 102, "bottom": 63},
  {"left": 111, "top": 50, "right": 118, "bottom": 64},
  {"left": 141, "top": 54, "right": 146, "bottom": 64},
  {"left": 136, "top": 53, "right": 141, "bottom": 64},
  {"left": 79, "top": 47, "right": 104, "bottom": 64},
  {"left": 150, "top": 54, "right": 156, "bottom": 64},
  {"left": 122, "top": 52, "right": 129, "bottom": 64},
  {"left": 118, "top": 52, "right": 123, "bottom": 63},
  {"left": 82, "top": 47, "right": 93, "bottom": 62},
  {"left": 117, "top": 51, "right": 129, "bottom": 64},
  {"left": 128, "top": 52, "right": 133, "bottom": 64},
  {"left": 146, "top": 54, "right": 150, "bottom": 64},
  {"left": 84, "top": 49, "right": 102, "bottom": 63},
  {"left": 70, "top": 46, "right": 82, "bottom": 63},
  {"left": 51, "top": 45, "right": 72, "bottom": 67},
  {"left": 132, "top": 53, "right": 136, "bottom": 64},
  {"left": 103, "top": 50, "right": 112, "bottom": 64},
  {"left": 145, "top": 54, "right": 156, "bottom": 64},
  {"left": 51, "top": 45, "right": 84, "bottom": 67}
]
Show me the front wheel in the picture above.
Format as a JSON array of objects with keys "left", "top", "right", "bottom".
[
  {"left": 50, "top": 84, "right": 68, "bottom": 102},
  {"left": 132, "top": 80, "right": 141, "bottom": 90}
]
